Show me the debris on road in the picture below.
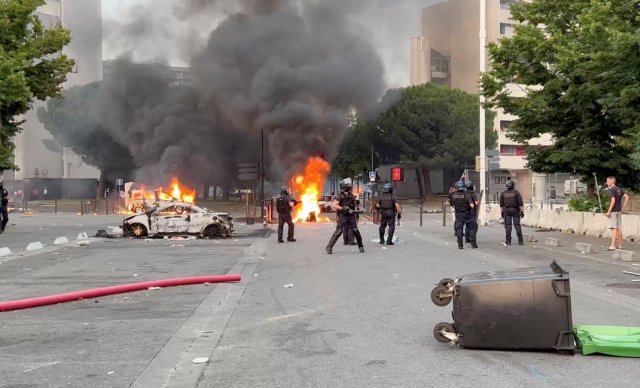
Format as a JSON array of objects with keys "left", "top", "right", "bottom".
[
  {"left": 168, "top": 244, "right": 185, "bottom": 247},
  {"left": 284, "top": 284, "right": 294, "bottom": 288},
  {"left": 107, "top": 371, "right": 114, "bottom": 375},
  {"left": 623, "top": 271, "right": 640, "bottom": 277},
  {"left": 123, "top": 297, "right": 131, "bottom": 300},
  {"left": 148, "top": 287, "right": 162, "bottom": 290},
  {"left": 192, "top": 357, "right": 209, "bottom": 364}
]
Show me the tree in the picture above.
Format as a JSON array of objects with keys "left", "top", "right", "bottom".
[
  {"left": 368, "top": 84, "right": 496, "bottom": 197},
  {"left": 37, "top": 82, "right": 134, "bottom": 196},
  {"left": 331, "top": 115, "right": 375, "bottom": 182},
  {"left": 0, "top": 0, "right": 75, "bottom": 172},
  {"left": 480, "top": 0, "right": 640, "bottom": 193}
]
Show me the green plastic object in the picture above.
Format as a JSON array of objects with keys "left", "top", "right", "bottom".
[{"left": 574, "top": 325, "right": 640, "bottom": 357}]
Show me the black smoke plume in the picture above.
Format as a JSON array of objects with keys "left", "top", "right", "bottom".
[{"left": 99, "top": 0, "right": 386, "bottom": 187}]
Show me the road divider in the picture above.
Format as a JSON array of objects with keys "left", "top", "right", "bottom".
[
  {"left": 76, "top": 233, "right": 89, "bottom": 240},
  {"left": 54, "top": 237, "right": 69, "bottom": 245},
  {"left": 0, "top": 247, "right": 12, "bottom": 257},
  {"left": 575, "top": 243, "right": 596, "bottom": 254},
  {"left": 26, "top": 242, "right": 44, "bottom": 251},
  {"left": 613, "top": 250, "right": 638, "bottom": 262},
  {"left": 545, "top": 238, "right": 562, "bottom": 247}
]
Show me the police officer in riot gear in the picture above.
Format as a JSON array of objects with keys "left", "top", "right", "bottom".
[
  {"left": 342, "top": 198, "right": 360, "bottom": 246},
  {"left": 0, "top": 180, "right": 8, "bottom": 234},
  {"left": 500, "top": 180, "right": 524, "bottom": 245},
  {"left": 465, "top": 182, "right": 479, "bottom": 243},
  {"left": 326, "top": 183, "right": 364, "bottom": 254},
  {"left": 450, "top": 181, "right": 477, "bottom": 249},
  {"left": 276, "top": 186, "right": 299, "bottom": 243},
  {"left": 376, "top": 183, "right": 401, "bottom": 245}
]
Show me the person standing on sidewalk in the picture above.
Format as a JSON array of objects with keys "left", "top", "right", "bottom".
[
  {"left": 0, "top": 181, "right": 9, "bottom": 234},
  {"left": 605, "top": 176, "right": 629, "bottom": 250}
]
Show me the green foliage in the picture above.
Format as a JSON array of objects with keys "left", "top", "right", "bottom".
[
  {"left": 0, "top": 0, "right": 75, "bottom": 171},
  {"left": 37, "top": 82, "right": 134, "bottom": 179},
  {"left": 332, "top": 84, "right": 497, "bottom": 181},
  {"left": 480, "top": 0, "right": 640, "bottom": 190},
  {"left": 568, "top": 194, "right": 610, "bottom": 213}
]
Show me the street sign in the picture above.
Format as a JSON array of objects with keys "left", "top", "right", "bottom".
[
  {"left": 116, "top": 179, "right": 123, "bottom": 186},
  {"left": 391, "top": 167, "right": 405, "bottom": 182},
  {"left": 486, "top": 150, "right": 500, "bottom": 171},
  {"left": 238, "top": 173, "right": 260, "bottom": 181},
  {"left": 369, "top": 171, "right": 376, "bottom": 182},
  {"left": 238, "top": 163, "right": 259, "bottom": 168}
]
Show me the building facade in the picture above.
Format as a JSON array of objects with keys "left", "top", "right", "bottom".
[
  {"left": 103, "top": 60, "right": 192, "bottom": 85},
  {"left": 411, "top": 0, "right": 552, "bottom": 202},
  {"left": 6, "top": 0, "right": 103, "bottom": 182}
]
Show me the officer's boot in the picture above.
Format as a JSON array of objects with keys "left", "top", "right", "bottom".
[
  {"left": 326, "top": 229, "right": 342, "bottom": 254},
  {"left": 505, "top": 239, "right": 511, "bottom": 246},
  {"left": 471, "top": 239, "right": 478, "bottom": 249},
  {"left": 518, "top": 237, "right": 524, "bottom": 245},
  {"left": 458, "top": 243, "right": 464, "bottom": 249}
]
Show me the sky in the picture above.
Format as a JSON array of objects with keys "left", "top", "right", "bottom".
[{"left": 101, "top": 0, "right": 438, "bottom": 88}]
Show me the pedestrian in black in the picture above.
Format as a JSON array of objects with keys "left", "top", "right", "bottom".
[
  {"left": 465, "top": 181, "right": 479, "bottom": 244},
  {"left": 276, "top": 186, "right": 299, "bottom": 243},
  {"left": 0, "top": 180, "right": 9, "bottom": 234},
  {"left": 450, "top": 181, "right": 476, "bottom": 249},
  {"left": 500, "top": 180, "right": 524, "bottom": 245},
  {"left": 326, "top": 183, "right": 364, "bottom": 254},
  {"left": 376, "top": 183, "right": 402, "bottom": 245}
]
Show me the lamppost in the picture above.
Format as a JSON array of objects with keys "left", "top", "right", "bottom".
[{"left": 479, "top": 0, "right": 488, "bottom": 226}]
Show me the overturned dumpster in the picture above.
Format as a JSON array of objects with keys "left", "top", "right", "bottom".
[{"left": 431, "top": 260, "right": 575, "bottom": 354}]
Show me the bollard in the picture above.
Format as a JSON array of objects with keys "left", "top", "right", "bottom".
[
  {"left": 442, "top": 201, "right": 446, "bottom": 227},
  {"left": 420, "top": 200, "right": 423, "bottom": 227},
  {"left": 54, "top": 200, "right": 57, "bottom": 214},
  {"left": 105, "top": 200, "right": 109, "bottom": 215},
  {"left": 80, "top": 201, "right": 84, "bottom": 215}
]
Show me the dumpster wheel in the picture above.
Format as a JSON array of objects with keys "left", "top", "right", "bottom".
[
  {"left": 431, "top": 285, "right": 453, "bottom": 307},
  {"left": 433, "top": 322, "right": 457, "bottom": 344},
  {"left": 438, "top": 278, "right": 454, "bottom": 288}
]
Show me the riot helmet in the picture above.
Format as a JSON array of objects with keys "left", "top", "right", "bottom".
[
  {"left": 505, "top": 180, "right": 515, "bottom": 189},
  {"left": 383, "top": 183, "right": 394, "bottom": 193},
  {"left": 343, "top": 182, "right": 352, "bottom": 193},
  {"left": 466, "top": 181, "right": 475, "bottom": 191},
  {"left": 455, "top": 181, "right": 466, "bottom": 191},
  {"left": 281, "top": 185, "right": 290, "bottom": 195}
]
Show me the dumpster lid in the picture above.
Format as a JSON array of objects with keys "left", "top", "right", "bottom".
[
  {"left": 461, "top": 261, "right": 568, "bottom": 283},
  {"left": 574, "top": 325, "right": 640, "bottom": 357}
]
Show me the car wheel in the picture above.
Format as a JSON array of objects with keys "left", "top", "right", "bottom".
[
  {"left": 129, "top": 223, "right": 148, "bottom": 238},
  {"left": 203, "top": 223, "right": 223, "bottom": 239}
]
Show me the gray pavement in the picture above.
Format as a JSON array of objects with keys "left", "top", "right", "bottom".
[{"left": 1, "top": 211, "right": 640, "bottom": 387}]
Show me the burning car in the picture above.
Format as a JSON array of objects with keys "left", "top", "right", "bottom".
[
  {"left": 123, "top": 203, "right": 234, "bottom": 239},
  {"left": 317, "top": 195, "right": 334, "bottom": 213}
]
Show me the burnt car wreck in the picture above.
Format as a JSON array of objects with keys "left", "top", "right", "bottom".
[{"left": 123, "top": 203, "right": 234, "bottom": 239}]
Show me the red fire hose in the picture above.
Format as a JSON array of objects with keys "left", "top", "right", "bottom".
[{"left": 0, "top": 275, "right": 241, "bottom": 313}]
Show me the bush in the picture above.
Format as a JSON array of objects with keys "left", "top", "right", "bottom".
[{"left": 568, "top": 193, "right": 610, "bottom": 213}]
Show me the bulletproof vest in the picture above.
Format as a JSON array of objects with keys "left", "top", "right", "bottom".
[
  {"left": 503, "top": 190, "right": 519, "bottom": 208},
  {"left": 379, "top": 193, "right": 394, "bottom": 210},
  {"left": 338, "top": 193, "right": 355, "bottom": 214},
  {"left": 0, "top": 189, "right": 7, "bottom": 206},
  {"left": 276, "top": 195, "right": 289, "bottom": 213},
  {"left": 451, "top": 192, "right": 471, "bottom": 213}
]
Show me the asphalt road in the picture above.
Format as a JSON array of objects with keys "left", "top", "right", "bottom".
[{"left": 1, "top": 211, "right": 640, "bottom": 387}]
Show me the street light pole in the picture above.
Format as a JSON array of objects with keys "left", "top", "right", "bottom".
[
  {"left": 479, "top": 0, "right": 487, "bottom": 226},
  {"left": 261, "top": 130, "right": 265, "bottom": 219}
]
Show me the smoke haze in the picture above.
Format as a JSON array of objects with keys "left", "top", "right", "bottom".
[{"left": 99, "top": 0, "right": 387, "bottom": 186}]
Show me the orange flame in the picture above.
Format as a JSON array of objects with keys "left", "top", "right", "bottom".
[
  {"left": 290, "top": 157, "right": 331, "bottom": 222},
  {"left": 169, "top": 178, "right": 196, "bottom": 204}
]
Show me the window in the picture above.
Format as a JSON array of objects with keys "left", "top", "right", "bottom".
[
  {"left": 431, "top": 58, "right": 449, "bottom": 73},
  {"left": 500, "top": 121, "right": 514, "bottom": 133},
  {"left": 500, "top": 145, "right": 516, "bottom": 155},
  {"left": 500, "top": 0, "right": 517, "bottom": 9},
  {"left": 500, "top": 23, "right": 515, "bottom": 35}
]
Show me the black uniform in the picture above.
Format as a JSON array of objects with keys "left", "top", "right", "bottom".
[
  {"left": 450, "top": 191, "right": 475, "bottom": 244},
  {"left": 465, "top": 191, "right": 479, "bottom": 243},
  {"left": 326, "top": 191, "right": 364, "bottom": 253},
  {"left": 378, "top": 192, "right": 398, "bottom": 244},
  {"left": 276, "top": 194, "right": 295, "bottom": 242},
  {"left": 0, "top": 188, "right": 8, "bottom": 233},
  {"left": 342, "top": 201, "right": 359, "bottom": 245},
  {"left": 500, "top": 188, "right": 524, "bottom": 244}
]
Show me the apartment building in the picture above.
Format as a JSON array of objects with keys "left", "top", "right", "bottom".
[
  {"left": 410, "top": 0, "right": 552, "bottom": 202},
  {"left": 6, "top": 0, "right": 103, "bottom": 182}
]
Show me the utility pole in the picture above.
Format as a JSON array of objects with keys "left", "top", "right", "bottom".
[
  {"left": 371, "top": 142, "right": 374, "bottom": 171},
  {"left": 479, "top": 0, "right": 488, "bottom": 227},
  {"left": 261, "top": 131, "right": 265, "bottom": 218}
]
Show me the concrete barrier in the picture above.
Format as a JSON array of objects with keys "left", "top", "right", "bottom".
[
  {"left": 525, "top": 234, "right": 537, "bottom": 242},
  {"left": 564, "top": 212, "right": 584, "bottom": 234},
  {"left": 77, "top": 233, "right": 89, "bottom": 240},
  {"left": 554, "top": 211, "right": 569, "bottom": 231},
  {"left": 54, "top": 237, "right": 69, "bottom": 245},
  {"left": 0, "top": 247, "right": 12, "bottom": 257},
  {"left": 583, "top": 213, "right": 610, "bottom": 238},
  {"left": 612, "top": 250, "right": 639, "bottom": 262},
  {"left": 538, "top": 210, "right": 557, "bottom": 230},
  {"left": 26, "top": 242, "right": 44, "bottom": 251},
  {"left": 574, "top": 243, "right": 596, "bottom": 254},
  {"left": 545, "top": 238, "right": 562, "bottom": 247},
  {"left": 621, "top": 214, "right": 640, "bottom": 242},
  {"left": 522, "top": 209, "right": 539, "bottom": 227}
]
